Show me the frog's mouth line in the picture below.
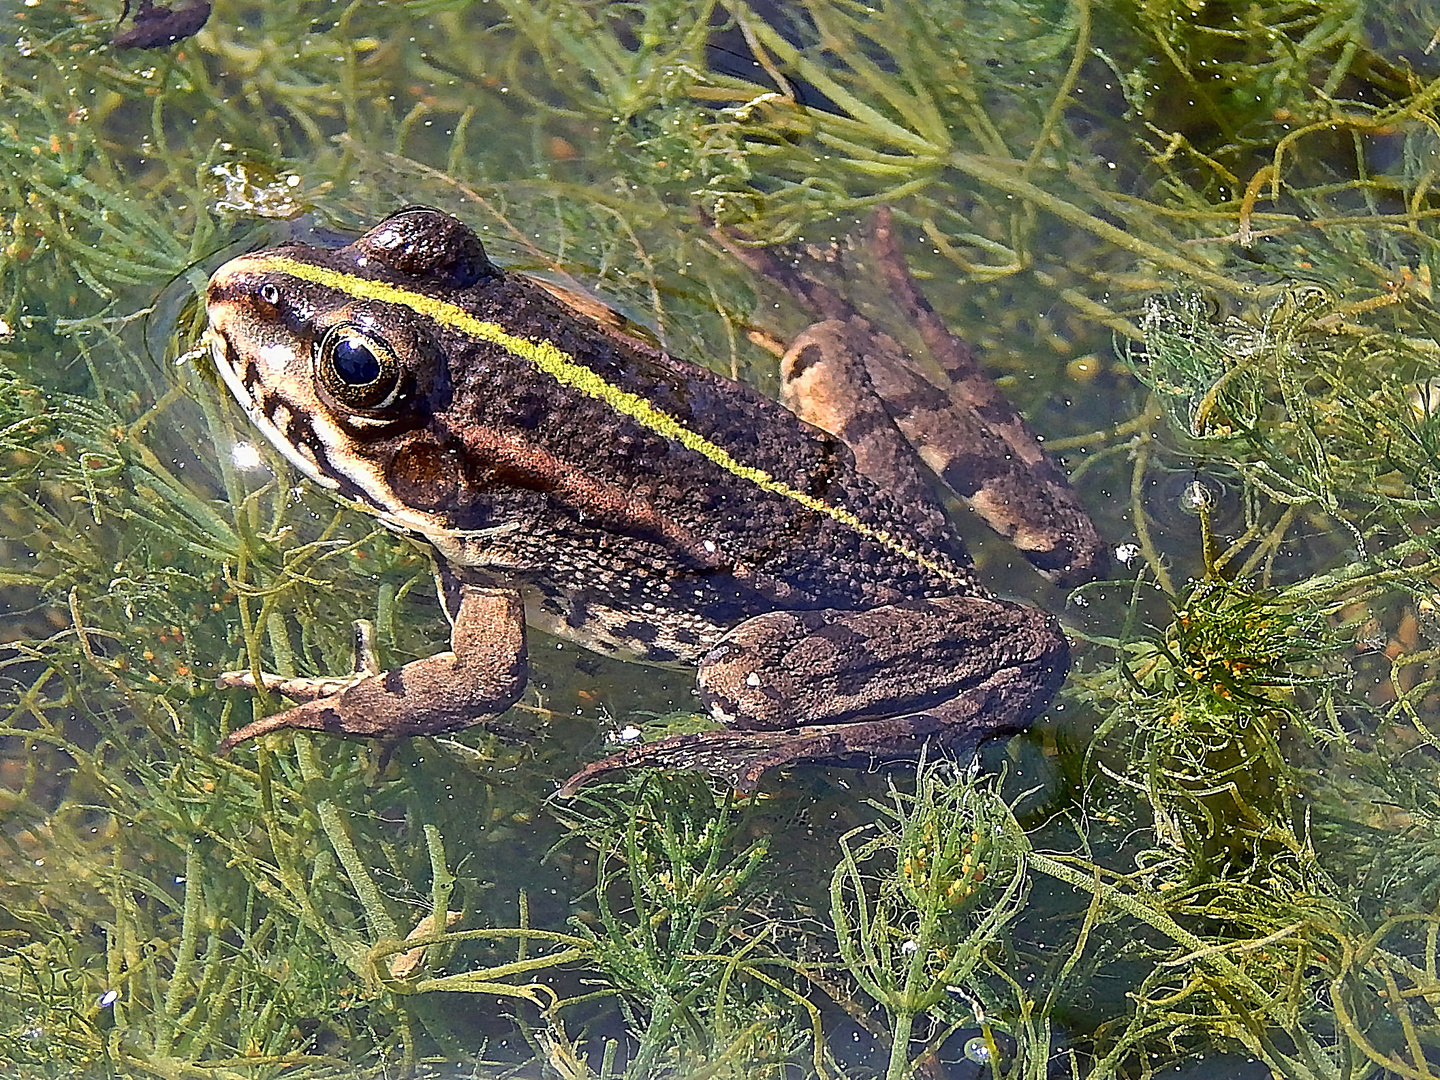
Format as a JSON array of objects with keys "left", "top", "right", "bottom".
[
  {"left": 205, "top": 326, "right": 342, "bottom": 496},
  {"left": 204, "top": 324, "right": 530, "bottom": 567}
]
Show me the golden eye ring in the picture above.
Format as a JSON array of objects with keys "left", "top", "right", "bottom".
[{"left": 316, "top": 324, "right": 404, "bottom": 413}]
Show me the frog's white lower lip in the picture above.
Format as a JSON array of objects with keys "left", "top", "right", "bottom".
[
  {"left": 205, "top": 323, "right": 462, "bottom": 547},
  {"left": 205, "top": 326, "right": 340, "bottom": 493}
]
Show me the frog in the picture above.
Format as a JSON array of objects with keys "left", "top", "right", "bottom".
[{"left": 203, "top": 206, "right": 1105, "bottom": 794}]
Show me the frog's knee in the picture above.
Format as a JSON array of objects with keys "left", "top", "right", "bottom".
[
  {"left": 698, "top": 655, "right": 788, "bottom": 730},
  {"left": 696, "top": 610, "right": 827, "bottom": 730}
]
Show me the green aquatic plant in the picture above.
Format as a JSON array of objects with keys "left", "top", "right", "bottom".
[
  {"left": 534, "top": 776, "right": 810, "bottom": 1079},
  {"left": 1082, "top": 576, "right": 1332, "bottom": 883},
  {"left": 348, "top": 774, "right": 827, "bottom": 1080},
  {"left": 0, "top": 359, "right": 394, "bottom": 1076},
  {"left": 1131, "top": 288, "right": 1440, "bottom": 548},
  {"left": 9, "top": 0, "right": 1440, "bottom": 1077},
  {"left": 830, "top": 763, "right": 1031, "bottom": 1080},
  {"left": 1054, "top": 370, "right": 1440, "bottom": 1076}
]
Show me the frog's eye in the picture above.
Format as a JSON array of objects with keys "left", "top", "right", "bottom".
[{"left": 316, "top": 324, "right": 405, "bottom": 412}]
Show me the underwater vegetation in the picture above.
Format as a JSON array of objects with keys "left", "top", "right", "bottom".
[{"left": 4, "top": 0, "right": 1440, "bottom": 1076}]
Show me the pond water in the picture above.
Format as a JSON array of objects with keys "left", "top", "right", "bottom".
[{"left": 3, "top": 2, "right": 1440, "bottom": 1078}]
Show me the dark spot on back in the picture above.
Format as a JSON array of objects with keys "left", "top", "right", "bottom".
[
  {"left": 566, "top": 597, "right": 591, "bottom": 629},
  {"left": 787, "top": 341, "right": 825, "bottom": 380},
  {"left": 620, "top": 619, "right": 660, "bottom": 645}
]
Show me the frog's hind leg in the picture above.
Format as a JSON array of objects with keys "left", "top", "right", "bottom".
[
  {"left": 559, "top": 595, "right": 1068, "bottom": 795},
  {"left": 863, "top": 209, "right": 1107, "bottom": 585},
  {"left": 798, "top": 311, "right": 1104, "bottom": 586},
  {"left": 781, "top": 318, "right": 958, "bottom": 545},
  {"left": 723, "top": 208, "right": 1106, "bottom": 587},
  {"left": 557, "top": 658, "right": 1055, "bottom": 797}
]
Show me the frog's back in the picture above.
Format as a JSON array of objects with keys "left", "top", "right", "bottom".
[{"left": 429, "top": 271, "right": 976, "bottom": 607}]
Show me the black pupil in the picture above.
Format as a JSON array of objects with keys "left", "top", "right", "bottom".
[{"left": 333, "top": 336, "right": 381, "bottom": 386}]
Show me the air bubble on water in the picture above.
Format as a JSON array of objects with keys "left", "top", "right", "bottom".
[
  {"left": 964, "top": 1036, "right": 992, "bottom": 1064},
  {"left": 1179, "top": 479, "right": 1214, "bottom": 514}
]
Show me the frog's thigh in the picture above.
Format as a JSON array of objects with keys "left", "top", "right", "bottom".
[
  {"left": 697, "top": 596, "right": 1068, "bottom": 731},
  {"left": 782, "top": 321, "right": 953, "bottom": 535},
  {"left": 218, "top": 586, "right": 528, "bottom": 752},
  {"left": 560, "top": 597, "right": 1069, "bottom": 795}
]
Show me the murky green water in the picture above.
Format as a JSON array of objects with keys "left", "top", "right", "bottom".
[{"left": 5, "top": 1, "right": 1440, "bottom": 1077}]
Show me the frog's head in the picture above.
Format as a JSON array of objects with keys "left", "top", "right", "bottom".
[{"left": 204, "top": 207, "right": 501, "bottom": 532}]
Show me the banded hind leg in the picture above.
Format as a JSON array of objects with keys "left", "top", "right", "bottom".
[
  {"left": 560, "top": 593, "right": 1069, "bottom": 795},
  {"left": 720, "top": 207, "right": 1106, "bottom": 586}
]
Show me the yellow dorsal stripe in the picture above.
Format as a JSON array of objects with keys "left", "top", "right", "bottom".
[{"left": 256, "top": 254, "right": 959, "bottom": 584}]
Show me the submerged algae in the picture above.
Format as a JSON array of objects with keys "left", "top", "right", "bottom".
[{"left": 4, "top": 0, "right": 1440, "bottom": 1076}]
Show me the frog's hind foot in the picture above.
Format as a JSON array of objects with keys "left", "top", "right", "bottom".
[
  {"left": 557, "top": 729, "right": 830, "bottom": 796},
  {"left": 557, "top": 712, "right": 1001, "bottom": 797}
]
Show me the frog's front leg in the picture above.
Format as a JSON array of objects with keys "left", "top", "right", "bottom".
[
  {"left": 216, "top": 585, "right": 527, "bottom": 754},
  {"left": 217, "top": 619, "right": 383, "bottom": 702},
  {"left": 558, "top": 596, "right": 1067, "bottom": 795}
]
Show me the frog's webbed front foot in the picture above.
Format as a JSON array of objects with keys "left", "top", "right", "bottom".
[
  {"left": 217, "top": 619, "right": 382, "bottom": 702},
  {"left": 559, "top": 596, "right": 1068, "bottom": 795},
  {"left": 217, "top": 586, "right": 528, "bottom": 754}
]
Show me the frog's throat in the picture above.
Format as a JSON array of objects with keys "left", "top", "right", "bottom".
[{"left": 248, "top": 254, "right": 963, "bottom": 588}]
